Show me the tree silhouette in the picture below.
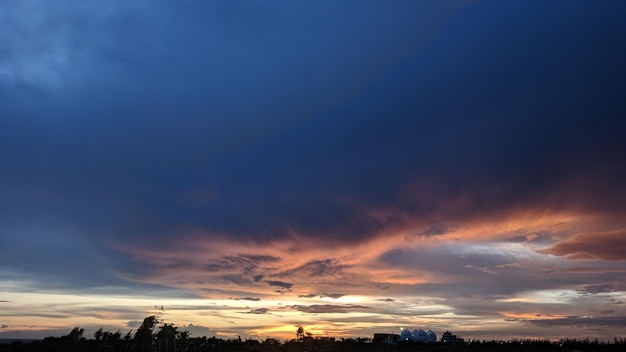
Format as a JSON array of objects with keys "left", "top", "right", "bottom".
[
  {"left": 67, "top": 327, "right": 85, "bottom": 342},
  {"left": 134, "top": 315, "right": 158, "bottom": 351},
  {"left": 297, "top": 327, "right": 305, "bottom": 341},
  {"left": 157, "top": 323, "right": 178, "bottom": 352}
]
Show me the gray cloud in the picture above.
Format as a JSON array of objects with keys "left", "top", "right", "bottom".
[
  {"left": 521, "top": 316, "right": 626, "bottom": 328},
  {"left": 180, "top": 323, "right": 216, "bottom": 338},
  {"left": 265, "top": 281, "right": 293, "bottom": 289},
  {"left": 577, "top": 283, "right": 626, "bottom": 294},
  {"left": 297, "top": 293, "right": 346, "bottom": 299},
  {"left": 420, "top": 223, "right": 453, "bottom": 236},
  {"left": 241, "top": 308, "right": 269, "bottom": 315},
  {"left": 464, "top": 265, "right": 498, "bottom": 275},
  {"left": 319, "top": 293, "right": 346, "bottom": 299},
  {"left": 278, "top": 259, "right": 348, "bottom": 278},
  {"left": 221, "top": 275, "right": 253, "bottom": 286},
  {"left": 229, "top": 297, "right": 261, "bottom": 302},
  {"left": 127, "top": 321, "right": 142, "bottom": 328}
]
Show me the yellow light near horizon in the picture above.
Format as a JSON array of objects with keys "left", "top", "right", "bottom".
[
  {"left": 331, "top": 295, "right": 365, "bottom": 304},
  {"left": 497, "top": 289, "right": 580, "bottom": 304}
]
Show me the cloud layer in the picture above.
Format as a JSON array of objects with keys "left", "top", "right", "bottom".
[{"left": 1, "top": 0, "right": 625, "bottom": 342}]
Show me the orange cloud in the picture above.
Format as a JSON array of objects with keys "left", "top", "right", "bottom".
[
  {"left": 499, "top": 312, "right": 565, "bottom": 320},
  {"left": 539, "top": 230, "right": 626, "bottom": 260}
]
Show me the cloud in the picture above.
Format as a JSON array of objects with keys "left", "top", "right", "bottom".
[
  {"left": 289, "top": 304, "right": 370, "bottom": 314},
  {"left": 297, "top": 293, "right": 345, "bottom": 299},
  {"left": 207, "top": 255, "right": 280, "bottom": 275},
  {"left": 180, "top": 323, "right": 216, "bottom": 338},
  {"left": 241, "top": 308, "right": 269, "bottom": 315},
  {"left": 521, "top": 316, "right": 626, "bottom": 328},
  {"left": 563, "top": 266, "right": 626, "bottom": 274},
  {"left": 265, "top": 281, "right": 293, "bottom": 289},
  {"left": 539, "top": 230, "right": 626, "bottom": 260},
  {"left": 319, "top": 293, "right": 346, "bottom": 299},
  {"left": 277, "top": 259, "right": 348, "bottom": 278},
  {"left": 577, "top": 283, "right": 626, "bottom": 294},
  {"left": 222, "top": 275, "right": 253, "bottom": 286},
  {"left": 464, "top": 265, "right": 498, "bottom": 275},
  {"left": 127, "top": 321, "right": 142, "bottom": 328},
  {"left": 420, "top": 223, "right": 453, "bottom": 236},
  {"left": 229, "top": 297, "right": 261, "bottom": 302},
  {"left": 589, "top": 309, "right": 615, "bottom": 315}
]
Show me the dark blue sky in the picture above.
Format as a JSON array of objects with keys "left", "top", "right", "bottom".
[{"left": 1, "top": 0, "right": 626, "bottom": 341}]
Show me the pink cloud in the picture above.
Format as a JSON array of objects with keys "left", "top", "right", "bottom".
[{"left": 539, "top": 230, "right": 626, "bottom": 260}]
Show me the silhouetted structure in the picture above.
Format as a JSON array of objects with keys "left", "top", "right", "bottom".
[
  {"left": 389, "top": 328, "right": 437, "bottom": 343},
  {"left": 372, "top": 333, "right": 398, "bottom": 344},
  {"left": 441, "top": 330, "right": 464, "bottom": 345}
]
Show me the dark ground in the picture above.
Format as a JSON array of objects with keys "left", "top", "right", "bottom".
[{"left": 2, "top": 336, "right": 626, "bottom": 352}]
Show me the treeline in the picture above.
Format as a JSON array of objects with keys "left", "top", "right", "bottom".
[
  {"left": 458, "top": 337, "right": 626, "bottom": 352},
  {"left": 1, "top": 316, "right": 626, "bottom": 352},
  {"left": 0, "top": 315, "right": 196, "bottom": 352}
]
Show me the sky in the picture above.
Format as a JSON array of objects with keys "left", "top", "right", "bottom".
[{"left": 1, "top": 0, "right": 626, "bottom": 342}]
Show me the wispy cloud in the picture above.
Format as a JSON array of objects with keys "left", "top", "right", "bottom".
[{"left": 289, "top": 304, "right": 370, "bottom": 314}]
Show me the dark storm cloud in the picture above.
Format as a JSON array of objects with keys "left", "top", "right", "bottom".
[
  {"left": 0, "top": 0, "right": 471, "bottom": 291},
  {"left": 172, "top": 0, "right": 626, "bottom": 246},
  {"left": 0, "top": 1, "right": 462, "bottom": 228}
]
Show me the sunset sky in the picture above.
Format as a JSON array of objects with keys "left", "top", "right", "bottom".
[{"left": 1, "top": 0, "right": 626, "bottom": 342}]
